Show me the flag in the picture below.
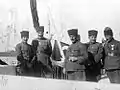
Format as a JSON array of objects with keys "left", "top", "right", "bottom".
[
  {"left": 30, "top": 0, "right": 40, "bottom": 30},
  {"left": 51, "top": 40, "right": 69, "bottom": 67},
  {"left": 51, "top": 40, "right": 61, "bottom": 61},
  {"left": 51, "top": 40, "right": 69, "bottom": 79}
]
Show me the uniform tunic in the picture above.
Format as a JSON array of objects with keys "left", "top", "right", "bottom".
[
  {"left": 85, "top": 42, "right": 103, "bottom": 82},
  {"left": 31, "top": 37, "right": 53, "bottom": 77},
  {"left": 16, "top": 42, "right": 34, "bottom": 76},
  {"left": 64, "top": 41, "right": 88, "bottom": 81},
  {"left": 103, "top": 38, "right": 120, "bottom": 83}
]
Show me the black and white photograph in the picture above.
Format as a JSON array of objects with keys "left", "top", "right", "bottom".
[{"left": 0, "top": 0, "right": 120, "bottom": 90}]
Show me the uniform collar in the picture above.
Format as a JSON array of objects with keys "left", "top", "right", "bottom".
[
  {"left": 89, "top": 41, "right": 97, "bottom": 45},
  {"left": 37, "top": 36, "right": 44, "bottom": 39},
  {"left": 72, "top": 40, "right": 79, "bottom": 44},
  {"left": 21, "top": 42, "right": 28, "bottom": 45}
]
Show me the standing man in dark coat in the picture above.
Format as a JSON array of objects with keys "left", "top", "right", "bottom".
[
  {"left": 31, "top": 26, "right": 53, "bottom": 78},
  {"left": 63, "top": 29, "right": 88, "bottom": 81},
  {"left": 85, "top": 30, "right": 103, "bottom": 82},
  {"left": 103, "top": 27, "right": 120, "bottom": 83},
  {"left": 16, "top": 31, "right": 34, "bottom": 76}
]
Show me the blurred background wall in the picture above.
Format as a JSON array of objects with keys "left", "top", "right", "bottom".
[{"left": 0, "top": 0, "right": 120, "bottom": 51}]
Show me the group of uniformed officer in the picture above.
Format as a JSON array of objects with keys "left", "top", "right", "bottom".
[
  {"left": 15, "top": 26, "right": 120, "bottom": 84},
  {"left": 16, "top": 26, "right": 53, "bottom": 78}
]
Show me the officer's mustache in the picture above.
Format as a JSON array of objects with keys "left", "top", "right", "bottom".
[
  {"left": 92, "top": 39, "right": 96, "bottom": 41},
  {"left": 24, "top": 39, "right": 28, "bottom": 41},
  {"left": 71, "top": 39, "right": 75, "bottom": 41}
]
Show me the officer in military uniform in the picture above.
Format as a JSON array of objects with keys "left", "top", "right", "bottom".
[
  {"left": 103, "top": 27, "right": 120, "bottom": 83},
  {"left": 31, "top": 26, "right": 53, "bottom": 78},
  {"left": 85, "top": 30, "right": 103, "bottom": 82},
  {"left": 63, "top": 29, "right": 88, "bottom": 81},
  {"left": 16, "top": 31, "right": 34, "bottom": 76}
]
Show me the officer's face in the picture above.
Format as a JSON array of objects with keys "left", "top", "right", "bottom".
[
  {"left": 38, "top": 31, "right": 44, "bottom": 38},
  {"left": 89, "top": 35, "right": 97, "bottom": 43},
  {"left": 22, "top": 36, "right": 28, "bottom": 43},
  {"left": 105, "top": 35, "right": 113, "bottom": 41},
  {"left": 69, "top": 35, "right": 77, "bottom": 43}
]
